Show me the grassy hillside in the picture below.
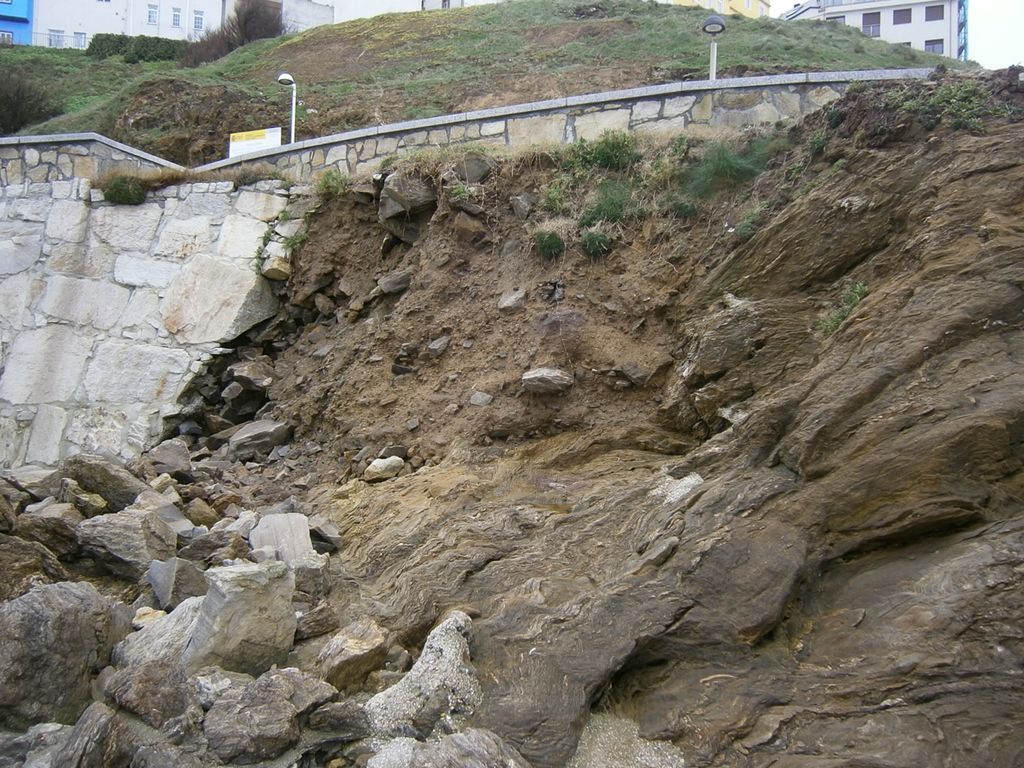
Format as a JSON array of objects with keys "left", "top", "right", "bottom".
[{"left": 1, "top": 0, "right": 967, "bottom": 164}]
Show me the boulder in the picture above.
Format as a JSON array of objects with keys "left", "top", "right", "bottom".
[
  {"left": 203, "top": 668, "right": 335, "bottom": 764},
  {"left": 49, "top": 702, "right": 136, "bottom": 768},
  {"left": 377, "top": 270, "right": 412, "bottom": 295},
  {"left": 57, "top": 478, "right": 108, "bottom": 517},
  {"left": 368, "top": 729, "right": 530, "bottom": 768},
  {"left": 365, "top": 611, "right": 480, "bottom": 738},
  {"left": 0, "top": 722, "right": 73, "bottom": 768},
  {"left": 147, "top": 557, "right": 209, "bottom": 610},
  {"left": 521, "top": 366, "right": 574, "bottom": 394},
  {"left": 144, "top": 438, "right": 193, "bottom": 480},
  {"left": 497, "top": 288, "right": 527, "bottom": 313},
  {"left": 178, "top": 529, "right": 251, "bottom": 567},
  {"left": 364, "top": 456, "right": 405, "bottom": 483},
  {"left": 14, "top": 502, "right": 83, "bottom": 560},
  {"left": 378, "top": 173, "right": 437, "bottom": 244},
  {"left": 0, "top": 491, "right": 16, "bottom": 533},
  {"left": 76, "top": 508, "right": 177, "bottom": 580},
  {"left": 248, "top": 512, "right": 316, "bottom": 566},
  {"left": 454, "top": 153, "right": 497, "bottom": 184},
  {"left": 226, "top": 420, "right": 292, "bottom": 462},
  {"left": 307, "top": 700, "right": 371, "bottom": 740},
  {"left": 180, "top": 561, "right": 297, "bottom": 676},
  {"left": 113, "top": 597, "right": 203, "bottom": 670},
  {"left": 0, "top": 582, "right": 129, "bottom": 729},
  {"left": 0, "top": 534, "right": 67, "bottom": 601},
  {"left": 317, "top": 618, "right": 390, "bottom": 691},
  {"left": 295, "top": 601, "right": 340, "bottom": 641},
  {"left": 102, "top": 661, "right": 194, "bottom": 729},
  {"left": 59, "top": 455, "right": 148, "bottom": 513}
]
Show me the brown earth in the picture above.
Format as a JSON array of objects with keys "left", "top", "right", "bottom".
[{"left": 200, "top": 75, "right": 1024, "bottom": 765}]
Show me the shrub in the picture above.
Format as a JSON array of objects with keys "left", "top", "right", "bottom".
[
  {"left": 578, "top": 179, "right": 632, "bottom": 227},
  {"left": 315, "top": 168, "right": 350, "bottom": 200},
  {"left": 101, "top": 175, "right": 148, "bottom": 205},
  {"left": 581, "top": 229, "right": 612, "bottom": 259},
  {"left": 659, "top": 192, "right": 697, "bottom": 219},
  {"left": 542, "top": 175, "right": 571, "bottom": 214},
  {"left": 449, "top": 182, "right": 472, "bottom": 202},
  {"left": 806, "top": 129, "right": 827, "bottom": 157},
  {"left": 682, "top": 141, "right": 768, "bottom": 199},
  {"left": 567, "top": 130, "right": 641, "bottom": 172},
  {"left": 124, "top": 35, "right": 187, "bottom": 63},
  {"left": 534, "top": 231, "right": 566, "bottom": 259},
  {"left": 734, "top": 206, "right": 764, "bottom": 243},
  {"left": 182, "top": 0, "right": 284, "bottom": 67},
  {"left": 86, "top": 33, "right": 131, "bottom": 59},
  {"left": 0, "top": 75, "right": 61, "bottom": 133},
  {"left": 816, "top": 281, "right": 869, "bottom": 334}
]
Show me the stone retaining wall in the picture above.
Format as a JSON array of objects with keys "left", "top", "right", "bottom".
[
  {"left": 194, "top": 69, "right": 932, "bottom": 182},
  {"left": 0, "top": 175, "right": 309, "bottom": 468},
  {"left": 0, "top": 134, "right": 181, "bottom": 187}
]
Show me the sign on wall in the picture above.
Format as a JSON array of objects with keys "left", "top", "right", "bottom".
[{"left": 228, "top": 127, "right": 283, "bottom": 158}]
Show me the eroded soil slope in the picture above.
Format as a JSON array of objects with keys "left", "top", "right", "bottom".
[{"left": 218, "top": 74, "right": 1024, "bottom": 766}]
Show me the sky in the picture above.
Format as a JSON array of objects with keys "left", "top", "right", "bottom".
[{"left": 772, "top": 0, "right": 1023, "bottom": 69}]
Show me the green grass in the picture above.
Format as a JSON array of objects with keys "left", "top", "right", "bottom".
[
  {"left": 817, "top": 282, "right": 869, "bottom": 334},
  {"left": 682, "top": 138, "right": 782, "bottom": 199},
  {"left": 535, "top": 230, "right": 566, "bottom": 259},
  {"left": 579, "top": 179, "right": 634, "bottom": 228}
]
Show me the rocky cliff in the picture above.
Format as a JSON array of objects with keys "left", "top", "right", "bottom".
[{"left": 0, "top": 71, "right": 1022, "bottom": 768}]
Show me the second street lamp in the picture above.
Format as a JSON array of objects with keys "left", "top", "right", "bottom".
[{"left": 277, "top": 72, "right": 297, "bottom": 144}]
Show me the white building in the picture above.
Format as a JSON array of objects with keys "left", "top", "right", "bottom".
[
  {"left": 32, "top": 0, "right": 230, "bottom": 48},
  {"left": 782, "top": 0, "right": 967, "bottom": 60}
]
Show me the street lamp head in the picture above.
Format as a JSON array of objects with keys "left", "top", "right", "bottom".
[
  {"left": 277, "top": 72, "right": 295, "bottom": 86},
  {"left": 702, "top": 14, "right": 726, "bottom": 35}
]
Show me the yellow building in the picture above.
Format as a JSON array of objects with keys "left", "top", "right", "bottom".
[{"left": 663, "top": 0, "right": 771, "bottom": 19}]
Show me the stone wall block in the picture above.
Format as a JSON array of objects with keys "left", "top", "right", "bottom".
[
  {"left": 216, "top": 214, "right": 270, "bottom": 263},
  {"left": 44, "top": 200, "right": 88, "bottom": 243},
  {"left": 0, "top": 221, "right": 44, "bottom": 275},
  {"left": 83, "top": 340, "right": 191, "bottom": 403},
  {"left": 92, "top": 204, "right": 163, "bottom": 251},
  {"left": 507, "top": 114, "right": 566, "bottom": 146},
  {"left": 0, "top": 325, "right": 93, "bottom": 403},
  {"left": 25, "top": 405, "right": 68, "bottom": 466},
  {"left": 234, "top": 190, "right": 288, "bottom": 222},
  {"left": 114, "top": 254, "right": 180, "bottom": 288},
  {"left": 37, "top": 275, "right": 131, "bottom": 330},
  {"left": 153, "top": 216, "right": 213, "bottom": 259},
  {"left": 574, "top": 108, "right": 632, "bottom": 141},
  {"left": 631, "top": 100, "right": 662, "bottom": 122}
]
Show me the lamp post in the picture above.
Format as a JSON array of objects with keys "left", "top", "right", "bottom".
[
  {"left": 702, "top": 14, "right": 726, "bottom": 81},
  {"left": 277, "top": 72, "right": 296, "bottom": 145}
]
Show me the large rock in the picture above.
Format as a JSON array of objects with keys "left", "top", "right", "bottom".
[
  {"left": 226, "top": 420, "right": 292, "bottom": 462},
  {"left": 102, "top": 661, "right": 194, "bottom": 729},
  {"left": 364, "top": 456, "right": 405, "bottom": 483},
  {"left": 317, "top": 618, "right": 390, "bottom": 692},
  {"left": 365, "top": 611, "right": 480, "bottom": 738},
  {"left": 147, "top": 557, "right": 209, "bottom": 610},
  {"left": 49, "top": 702, "right": 137, "bottom": 768},
  {"left": 0, "top": 533, "right": 67, "bottom": 601},
  {"left": 60, "top": 454, "right": 149, "bottom": 512},
  {"left": 248, "top": 512, "right": 316, "bottom": 566},
  {"left": 113, "top": 597, "right": 204, "bottom": 669},
  {"left": 161, "top": 254, "right": 278, "bottom": 344},
  {"left": 144, "top": 438, "right": 193, "bottom": 480},
  {"left": 0, "top": 582, "right": 129, "bottom": 729},
  {"left": 14, "top": 502, "right": 83, "bottom": 560},
  {"left": 203, "top": 668, "right": 335, "bottom": 764},
  {"left": 368, "top": 729, "right": 530, "bottom": 768},
  {"left": 180, "top": 561, "right": 297, "bottom": 675},
  {"left": 76, "top": 508, "right": 177, "bottom": 580},
  {"left": 521, "top": 366, "right": 574, "bottom": 394},
  {"left": 378, "top": 173, "right": 437, "bottom": 244}
]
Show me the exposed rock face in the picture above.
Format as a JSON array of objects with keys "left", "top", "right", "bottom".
[
  {"left": 368, "top": 729, "right": 531, "bottom": 768},
  {"left": 0, "top": 582, "right": 128, "bottom": 729},
  {"left": 378, "top": 173, "right": 437, "bottom": 244}
]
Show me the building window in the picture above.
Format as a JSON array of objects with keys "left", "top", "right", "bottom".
[
  {"left": 826, "top": 15, "right": 846, "bottom": 23},
  {"left": 893, "top": 8, "right": 911, "bottom": 24},
  {"left": 0, "top": 31, "right": 13, "bottom": 45},
  {"left": 171, "top": 7, "right": 181, "bottom": 26},
  {"left": 193, "top": 9, "right": 204, "bottom": 30},
  {"left": 746, "top": 0, "right": 751, "bottom": 8},
  {"left": 861, "top": 11, "right": 880, "bottom": 37},
  {"left": 48, "top": 29, "right": 65, "bottom": 47},
  {"left": 925, "top": 5, "right": 944, "bottom": 21},
  {"left": 147, "top": 3, "right": 158, "bottom": 23},
  {"left": 924, "top": 38, "right": 944, "bottom": 53},
  {"left": 74, "top": 31, "right": 87, "bottom": 48}
]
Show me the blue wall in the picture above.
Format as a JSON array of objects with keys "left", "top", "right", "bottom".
[{"left": 0, "top": 0, "right": 33, "bottom": 45}]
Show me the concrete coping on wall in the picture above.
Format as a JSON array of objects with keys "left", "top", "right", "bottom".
[
  {"left": 4, "top": 68, "right": 933, "bottom": 175},
  {"left": 0, "top": 132, "right": 185, "bottom": 171}
]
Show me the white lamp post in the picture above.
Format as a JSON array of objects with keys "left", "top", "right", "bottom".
[
  {"left": 702, "top": 15, "right": 726, "bottom": 82},
  {"left": 277, "top": 72, "right": 296, "bottom": 144}
]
